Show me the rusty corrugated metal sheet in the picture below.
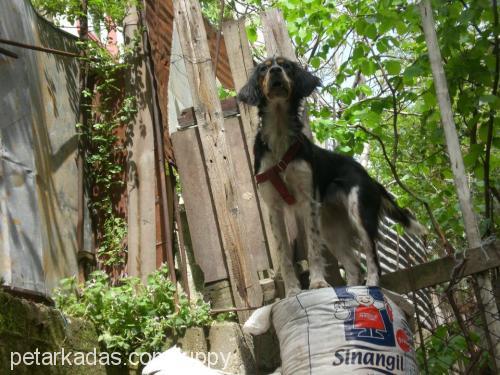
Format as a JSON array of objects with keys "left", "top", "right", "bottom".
[
  {"left": 143, "top": 0, "right": 176, "bottom": 267},
  {"left": 204, "top": 18, "right": 235, "bottom": 91},
  {"left": 0, "top": 0, "right": 92, "bottom": 295},
  {"left": 142, "top": 1, "right": 235, "bottom": 269},
  {"left": 144, "top": 0, "right": 176, "bottom": 165},
  {"left": 144, "top": 0, "right": 235, "bottom": 143},
  {"left": 143, "top": 0, "right": 235, "bottom": 163}
]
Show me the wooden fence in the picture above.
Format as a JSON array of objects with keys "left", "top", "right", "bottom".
[
  {"left": 170, "top": 4, "right": 500, "bottom": 347},
  {"left": 171, "top": 4, "right": 317, "bottom": 319}
]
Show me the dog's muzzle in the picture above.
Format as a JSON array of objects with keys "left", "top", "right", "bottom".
[{"left": 267, "top": 67, "right": 290, "bottom": 97}]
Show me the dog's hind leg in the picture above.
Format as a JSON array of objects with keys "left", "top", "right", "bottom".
[
  {"left": 347, "top": 187, "right": 381, "bottom": 286},
  {"left": 321, "top": 205, "right": 363, "bottom": 286},
  {"left": 363, "top": 240, "right": 380, "bottom": 286},
  {"left": 268, "top": 207, "right": 301, "bottom": 296},
  {"left": 306, "top": 199, "right": 329, "bottom": 289}
]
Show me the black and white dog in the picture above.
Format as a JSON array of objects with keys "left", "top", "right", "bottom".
[{"left": 238, "top": 57, "right": 426, "bottom": 296}]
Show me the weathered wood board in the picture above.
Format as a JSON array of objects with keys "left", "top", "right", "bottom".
[
  {"left": 174, "top": 0, "right": 265, "bottom": 318},
  {"left": 171, "top": 128, "right": 228, "bottom": 283},
  {"left": 222, "top": 19, "right": 280, "bottom": 271},
  {"left": 224, "top": 116, "right": 270, "bottom": 271},
  {"left": 261, "top": 9, "right": 296, "bottom": 60},
  {"left": 380, "top": 242, "right": 500, "bottom": 294}
]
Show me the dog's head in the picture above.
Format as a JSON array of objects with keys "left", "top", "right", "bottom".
[{"left": 237, "top": 57, "right": 321, "bottom": 106}]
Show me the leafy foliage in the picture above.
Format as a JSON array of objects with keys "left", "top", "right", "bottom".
[
  {"left": 236, "top": 0, "right": 499, "bottom": 252},
  {"left": 54, "top": 266, "right": 212, "bottom": 355},
  {"left": 416, "top": 323, "right": 489, "bottom": 373},
  {"left": 218, "top": 86, "right": 236, "bottom": 100},
  {"left": 34, "top": 0, "right": 144, "bottom": 267},
  {"left": 77, "top": 39, "right": 137, "bottom": 267},
  {"left": 33, "top": 0, "right": 139, "bottom": 34}
]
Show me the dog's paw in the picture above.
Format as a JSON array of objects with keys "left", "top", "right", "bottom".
[
  {"left": 286, "top": 287, "right": 301, "bottom": 298},
  {"left": 309, "top": 279, "right": 331, "bottom": 289}
]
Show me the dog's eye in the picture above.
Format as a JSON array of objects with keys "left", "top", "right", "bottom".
[
  {"left": 259, "top": 65, "right": 268, "bottom": 73},
  {"left": 281, "top": 62, "right": 291, "bottom": 70}
]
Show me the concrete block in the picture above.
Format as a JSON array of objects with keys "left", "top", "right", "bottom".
[
  {"left": 208, "top": 322, "right": 256, "bottom": 374},
  {"left": 204, "top": 280, "right": 234, "bottom": 309},
  {"left": 178, "top": 326, "right": 208, "bottom": 354},
  {"left": 253, "top": 329, "right": 281, "bottom": 373}
]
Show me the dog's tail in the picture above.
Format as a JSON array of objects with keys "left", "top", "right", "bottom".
[{"left": 378, "top": 183, "right": 427, "bottom": 236}]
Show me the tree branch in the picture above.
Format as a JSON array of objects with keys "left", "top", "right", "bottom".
[
  {"left": 355, "top": 124, "right": 454, "bottom": 255},
  {"left": 307, "top": 32, "right": 323, "bottom": 63}
]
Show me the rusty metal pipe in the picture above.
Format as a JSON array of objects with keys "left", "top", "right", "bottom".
[
  {"left": 76, "top": 0, "right": 89, "bottom": 283},
  {"left": 0, "top": 46, "right": 18, "bottom": 58},
  {"left": 210, "top": 306, "right": 259, "bottom": 314},
  {"left": 0, "top": 37, "right": 79, "bottom": 58}
]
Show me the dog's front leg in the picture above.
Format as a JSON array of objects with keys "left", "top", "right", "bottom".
[
  {"left": 304, "top": 199, "right": 329, "bottom": 289},
  {"left": 268, "top": 208, "right": 301, "bottom": 297}
]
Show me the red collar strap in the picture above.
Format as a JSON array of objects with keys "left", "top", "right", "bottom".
[{"left": 255, "top": 138, "right": 303, "bottom": 205}]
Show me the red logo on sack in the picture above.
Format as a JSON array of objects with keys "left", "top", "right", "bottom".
[{"left": 396, "top": 329, "right": 410, "bottom": 352}]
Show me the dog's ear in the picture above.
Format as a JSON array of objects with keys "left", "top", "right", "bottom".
[
  {"left": 237, "top": 69, "right": 261, "bottom": 106},
  {"left": 294, "top": 64, "right": 321, "bottom": 98}
]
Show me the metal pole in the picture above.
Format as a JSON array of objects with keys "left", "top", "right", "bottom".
[
  {"left": 76, "top": 0, "right": 89, "bottom": 283},
  {"left": 412, "top": 291, "right": 429, "bottom": 374},
  {"left": 0, "top": 46, "right": 18, "bottom": 59},
  {"left": 0, "top": 37, "right": 79, "bottom": 58}
]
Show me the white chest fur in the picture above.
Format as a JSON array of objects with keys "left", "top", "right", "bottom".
[{"left": 261, "top": 100, "right": 294, "bottom": 159}]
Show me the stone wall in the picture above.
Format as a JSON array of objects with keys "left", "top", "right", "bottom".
[
  {"left": 0, "top": 291, "right": 279, "bottom": 374},
  {"left": 0, "top": 291, "right": 109, "bottom": 374}
]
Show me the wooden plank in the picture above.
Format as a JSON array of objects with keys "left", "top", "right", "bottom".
[
  {"left": 380, "top": 242, "right": 500, "bottom": 294},
  {"left": 222, "top": 19, "right": 260, "bottom": 145},
  {"left": 222, "top": 19, "right": 280, "bottom": 271},
  {"left": 260, "top": 9, "right": 296, "bottom": 60},
  {"left": 174, "top": 0, "right": 263, "bottom": 318},
  {"left": 224, "top": 116, "right": 270, "bottom": 271},
  {"left": 171, "top": 129, "right": 228, "bottom": 283},
  {"left": 124, "top": 7, "right": 158, "bottom": 283},
  {"left": 177, "top": 98, "right": 239, "bottom": 128}
]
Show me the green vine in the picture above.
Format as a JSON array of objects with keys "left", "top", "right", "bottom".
[
  {"left": 34, "top": 0, "right": 142, "bottom": 267},
  {"left": 77, "top": 40, "right": 137, "bottom": 267}
]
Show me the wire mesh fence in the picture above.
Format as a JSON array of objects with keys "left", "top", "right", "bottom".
[{"left": 413, "top": 271, "right": 500, "bottom": 374}]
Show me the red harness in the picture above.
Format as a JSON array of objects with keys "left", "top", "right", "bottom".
[{"left": 255, "top": 138, "right": 303, "bottom": 205}]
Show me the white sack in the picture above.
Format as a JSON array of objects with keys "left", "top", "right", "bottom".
[
  {"left": 267, "top": 286, "right": 418, "bottom": 375},
  {"left": 243, "top": 304, "right": 273, "bottom": 336}
]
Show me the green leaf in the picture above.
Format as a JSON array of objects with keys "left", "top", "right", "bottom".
[
  {"left": 360, "top": 59, "right": 377, "bottom": 75},
  {"left": 384, "top": 60, "right": 401, "bottom": 75},
  {"left": 246, "top": 26, "right": 257, "bottom": 43},
  {"left": 310, "top": 56, "right": 321, "bottom": 69}
]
